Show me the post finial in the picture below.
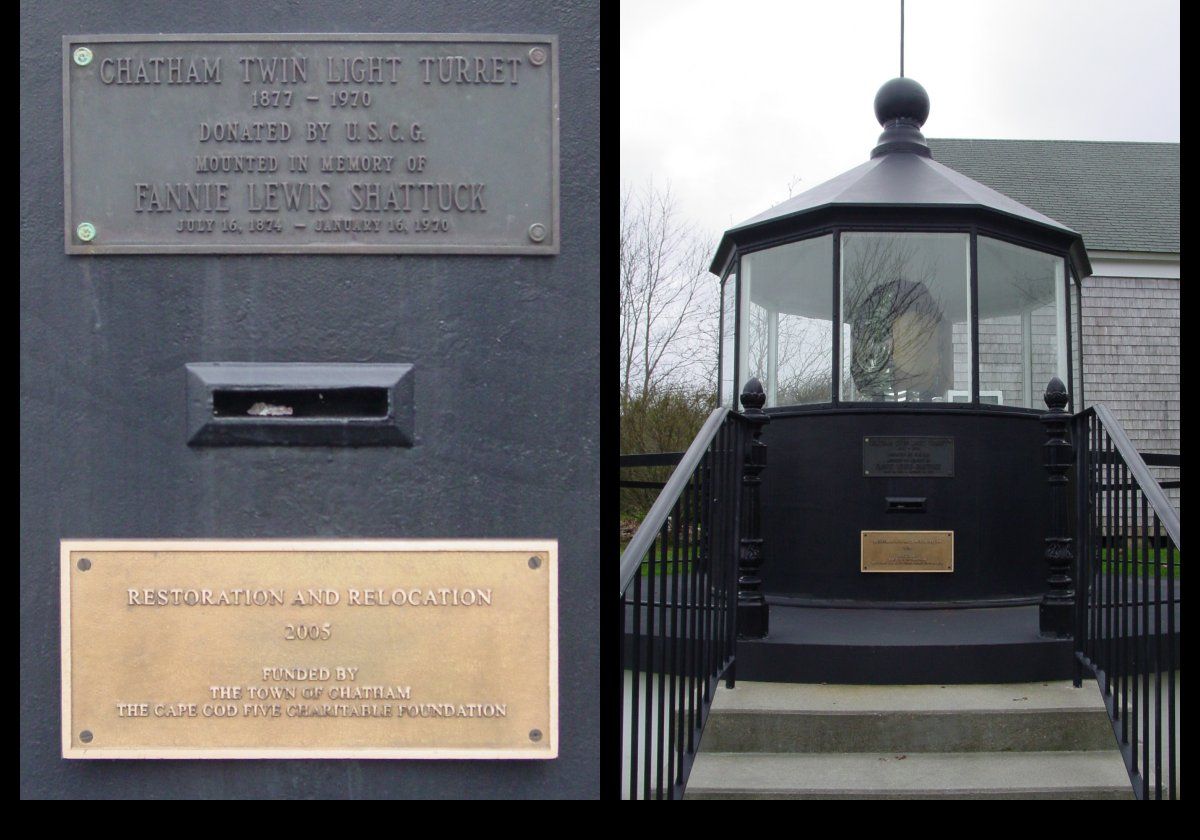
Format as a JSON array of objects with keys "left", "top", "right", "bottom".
[
  {"left": 740, "top": 378, "right": 766, "bottom": 413},
  {"left": 1044, "top": 376, "right": 1069, "bottom": 412}
]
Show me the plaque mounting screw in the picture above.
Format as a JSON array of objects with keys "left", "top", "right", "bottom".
[
  {"left": 77, "top": 558, "right": 91, "bottom": 571},
  {"left": 528, "top": 46, "right": 547, "bottom": 66},
  {"left": 528, "top": 555, "right": 541, "bottom": 569},
  {"left": 79, "top": 730, "right": 93, "bottom": 743},
  {"left": 529, "top": 729, "right": 542, "bottom": 742},
  {"left": 73, "top": 47, "right": 93, "bottom": 67},
  {"left": 76, "top": 222, "right": 97, "bottom": 242},
  {"left": 527, "top": 223, "right": 547, "bottom": 243}
]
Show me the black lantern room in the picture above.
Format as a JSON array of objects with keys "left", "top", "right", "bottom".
[
  {"left": 709, "top": 79, "right": 1093, "bottom": 640},
  {"left": 712, "top": 78, "right": 1089, "bottom": 414}
]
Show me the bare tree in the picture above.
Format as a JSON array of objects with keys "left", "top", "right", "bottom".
[{"left": 620, "top": 180, "right": 717, "bottom": 401}]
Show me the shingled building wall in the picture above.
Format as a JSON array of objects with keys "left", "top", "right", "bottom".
[{"left": 1082, "top": 274, "right": 1180, "bottom": 513}]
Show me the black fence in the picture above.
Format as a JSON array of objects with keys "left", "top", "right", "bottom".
[
  {"left": 619, "top": 451, "right": 684, "bottom": 492},
  {"left": 618, "top": 408, "right": 745, "bottom": 800},
  {"left": 1074, "top": 404, "right": 1180, "bottom": 800}
]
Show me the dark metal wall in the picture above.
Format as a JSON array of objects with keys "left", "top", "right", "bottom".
[
  {"left": 762, "top": 410, "right": 1052, "bottom": 604},
  {"left": 21, "top": 1, "right": 600, "bottom": 799}
]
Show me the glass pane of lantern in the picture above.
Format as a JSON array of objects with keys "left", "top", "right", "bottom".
[
  {"left": 742, "top": 235, "right": 833, "bottom": 407},
  {"left": 977, "top": 237, "right": 1066, "bottom": 408},
  {"left": 720, "top": 270, "right": 736, "bottom": 407},
  {"left": 839, "top": 232, "right": 971, "bottom": 403}
]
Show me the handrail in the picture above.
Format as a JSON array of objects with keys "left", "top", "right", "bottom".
[
  {"left": 619, "top": 407, "right": 729, "bottom": 593},
  {"left": 1088, "top": 404, "right": 1180, "bottom": 549},
  {"left": 618, "top": 402, "right": 750, "bottom": 799},
  {"left": 1074, "top": 400, "right": 1180, "bottom": 800}
]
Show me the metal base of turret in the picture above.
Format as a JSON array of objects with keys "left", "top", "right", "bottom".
[{"left": 736, "top": 601, "right": 1073, "bottom": 684}]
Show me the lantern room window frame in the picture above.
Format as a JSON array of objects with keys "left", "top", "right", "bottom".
[{"left": 718, "top": 217, "right": 1082, "bottom": 415}]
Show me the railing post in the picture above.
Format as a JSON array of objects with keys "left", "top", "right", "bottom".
[
  {"left": 737, "top": 378, "right": 769, "bottom": 640},
  {"left": 1072, "top": 411, "right": 1089, "bottom": 687},
  {"left": 1040, "top": 376, "right": 1075, "bottom": 638}
]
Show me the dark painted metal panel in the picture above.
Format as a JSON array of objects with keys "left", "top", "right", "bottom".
[
  {"left": 761, "top": 410, "right": 1052, "bottom": 603},
  {"left": 21, "top": 0, "right": 599, "bottom": 800}
]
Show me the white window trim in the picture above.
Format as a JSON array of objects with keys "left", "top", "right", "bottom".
[{"left": 1087, "top": 251, "right": 1180, "bottom": 280}]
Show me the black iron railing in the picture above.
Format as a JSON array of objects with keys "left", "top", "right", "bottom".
[
  {"left": 1073, "top": 403, "right": 1180, "bottom": 800},
  {"left": 618, "top": 405, "right": 748, "bottom": 800},
  {"left": 619, "top": 451, "right": 684, "bottom": 492}
]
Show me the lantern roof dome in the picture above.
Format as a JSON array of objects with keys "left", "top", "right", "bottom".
[{"left": 710, "top": 78, "right": 1091, "bottom": 279}]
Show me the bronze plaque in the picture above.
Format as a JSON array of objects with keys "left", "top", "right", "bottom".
[
  {"left": 861, "top": 531, "right": 954, "bottom": 573},
  {"left": 863, "top": 436, "right": 954, "bottom": 477},
  {"left": 60, "top": 540, "right": 557, "bottom": 759},
  {"left": 63, "top": 34, "right": 559, "bottom": 254}
]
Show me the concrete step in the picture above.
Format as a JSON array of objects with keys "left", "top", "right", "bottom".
[
  {"left": 702, "top": 681, "right": 1116, "bottom": 753},
  {"left": 684, "top": 751, "right": 1134, "bottom": 799},
  {"left": 685, "top": 681, "right": 1133, "bottom": 799}
]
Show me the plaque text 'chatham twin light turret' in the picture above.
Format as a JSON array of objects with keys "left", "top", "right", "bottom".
[{"left": 64, "top": 35, "right": 559, "bottom": 254}]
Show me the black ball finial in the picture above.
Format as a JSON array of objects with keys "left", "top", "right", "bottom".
[{"left": 873, "top": 77, "right": 930, "bottom": 127}]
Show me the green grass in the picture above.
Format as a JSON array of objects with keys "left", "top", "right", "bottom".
[
  {"left": 620, "top": 540, "right": 700, "bottom": 575},
  {"left": 1096, "top": 547, "right": 1180, "bottom": 579}
]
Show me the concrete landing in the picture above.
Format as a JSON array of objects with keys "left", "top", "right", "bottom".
[{"left": 687, "top": 681, "right": 1131, "bottom": 800}]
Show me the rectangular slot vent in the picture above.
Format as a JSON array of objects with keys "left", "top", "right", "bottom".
[
  {"left": 212, "top": 388, "right": 389, "bottom": 419},
  {"left": 886, "top": 497, "right": 927, "bottom": 513},
  {"left": 186, "top": 363, "right": 413, "bottom": 447}
]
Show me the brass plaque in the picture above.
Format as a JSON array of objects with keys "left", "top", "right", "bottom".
[
  {"left": 63, "top": 34, "right": 559, "bottom": 254},
  {"left": 60, "top": 540, "right": 557, "bottom": 759},
  {"left": 861, "top": 531, "right": 954, "bottom": 573}
]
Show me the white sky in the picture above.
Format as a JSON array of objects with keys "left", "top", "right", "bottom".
[{"left": 621, "top": 0, "right": 1180, "bottom": 242}]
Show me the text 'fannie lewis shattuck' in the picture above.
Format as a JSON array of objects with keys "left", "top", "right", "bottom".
[{"left": 63, "top": 35, "right": 559, "bottom": 254}]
